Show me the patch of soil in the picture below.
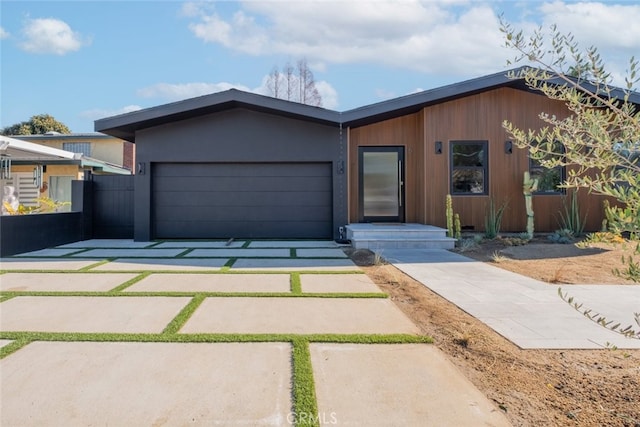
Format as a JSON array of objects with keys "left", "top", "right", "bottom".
[
  {"left": 345, "top": 248, "right": 640, "bottom": 427},
  {"left": 456, "top": 237, "right": 639, "bottom": 285}
]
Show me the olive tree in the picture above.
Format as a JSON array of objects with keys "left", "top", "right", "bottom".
[{"left": 499, "top": 19, "right": 640, "bottom": 281}]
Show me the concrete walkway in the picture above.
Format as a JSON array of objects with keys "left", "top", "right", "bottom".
[
  {"left": 383, "top": 249, "right": 640, "bottom": 350},
  {"left": 0, "top": 240, "right": 510, "bottom": 426}
]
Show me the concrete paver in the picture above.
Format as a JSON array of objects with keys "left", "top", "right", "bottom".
[
  {"left": 384, "top": 249, "right": 640, "bottom": 349},
  {"left": 91, "top": 258, "right": 228, "bottom": 271},
  {"left": 180, "top": 297, "right": 420, "bottom": 334},
  {"left": 0, "top": 258, "right": 99, "bottom": 271},
  {"left": 153, "top": 241, "right": 245, "bottom": 248},
  {"left": 186, "top": 248, "right": 290, "bottom": 257},
  {"left": 57, "top": 239, "right": 155, "bottom": 248},
  {"left": 296, "top": 248, "right": 348, "bottom": 258},
  {"left": 0, "top": 340, "right": 13, "bottom": 349},
  {"left": 0, "top": 341, "right": 292, "bottom": 426},
  {"left": 0, "top": 240, "right": 513, "bottom": 427},
  {"left": 300, "top": 274, "right": 382, "bottom": 293},
  {"left": 12, "top": 248, "right": 83, "bottom": 257},
  {"left": 0, "top": 296, "right": 190, "bottom": 333},
  {"left": 0, "top": 273, "right": 138, "bottom": 292},
  {"left": 73, "top": 248, "right": 186, "bottom": 258},
  {"left": 232, "top": 258, "right": 358, "bottom": 271},
  {"left": 310, "top": 343, "right": 510, "bottom": 427},
  {"left": 248, "top": 240, "right": 338, "bottom": 248},
  {"left": 128, "top": 273, "right": 291, "bottom": 293}
]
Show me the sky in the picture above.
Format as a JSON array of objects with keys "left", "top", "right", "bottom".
[{"left": 1, "top": 0, "right": 639, "bottom": 133}]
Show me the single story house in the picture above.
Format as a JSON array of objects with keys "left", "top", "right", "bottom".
[
  {"left": 95, "top": 67, "right": 640, "bottom": 241},
  {"left": 1, "top": 135, "right": 130, "bottom": 210}
]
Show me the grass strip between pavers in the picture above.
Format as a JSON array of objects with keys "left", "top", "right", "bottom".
[
  {"left": 291, "top": 338, "right": 319, "bottom": 427},
  {"left": 0, "top": 332, "right": 432, "bottom": 346},
  {"left": 0, "top": 294, "right": 16, "bottom": 303},
  {"left": 0, "top": 269, "right": 365, "bottom": 275},
  {"left": 0, "top": 339, "right": 32, "bottom": 359},
  {"left": 79, "top": 259, "right": 113, "bottom": 271},
  {"left": 290, "top": 273, "right": 302, "bottom": 294},
  {"left": 108, "top": 272, "right": 152, "bottom": 293},
  {"left": 0, "top": 291, "right": 387, "bottom": 298},
  {"left": 162, "top": 294, "right": 207, "bottom": 334}
]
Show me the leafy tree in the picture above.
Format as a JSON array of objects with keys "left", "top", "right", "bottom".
[
  {"left": 499, "top": 19, "right": 640, "bottom": 281},
  {"left": 1, "top": 114, "right": 71, "bottom": 135},
  {"left": 266, "top": 58, "right": 322, "bottom": 107}
]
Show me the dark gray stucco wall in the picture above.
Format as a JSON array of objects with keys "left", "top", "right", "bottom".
[{"left": 134, "top": 108, "right": 347, "bottom": 241}]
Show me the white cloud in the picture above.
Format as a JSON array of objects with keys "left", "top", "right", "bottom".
[
  {"left": 0, "top": 27, "right": 9, "bottom": 40},
  {"left": 185, "top": 1, "right": 508, "bottom": 76},
  {"left": 20, "top": 18, "right": 88, "bottom": 55},
  {"left": 540, "top": 1, "right": 640, "bottom": 51},
  {"left": 183, "top": 1, "right": 640, "bottom": 82},
  {"left": 137, "top": 82, "right": 252, "bottom": 101},
  {"left": 80, "top": 105, "right": 142, "bottom": 121}
]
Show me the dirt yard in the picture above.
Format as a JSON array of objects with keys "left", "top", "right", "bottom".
[{"left": 346, "top": 239, "right": 640, "bottom": 427}]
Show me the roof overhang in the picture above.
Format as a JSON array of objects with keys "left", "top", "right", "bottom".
[
  {"left": 0, "top": 135, "right": 78, "bottom": 162},
  {"left": 95, "top": 67, "right": 640, "bottom": 140},
  {"left": 95, "top": 89, "right": 342, "bottom": 142}
]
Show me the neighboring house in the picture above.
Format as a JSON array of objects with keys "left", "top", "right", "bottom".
[
  {"left": 14, "top": 132, "right": 134, "bottom": 172},
  {"left": 95, "top": 67, "right": 640, "bottom": 241},
  {"left": 0, "top": 135, "right": 131, "bottom": 210}
]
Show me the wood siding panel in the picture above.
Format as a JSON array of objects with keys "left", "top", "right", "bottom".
[
  {"left": 350, "top": 87, "right": 608, "bottom": 232},
  {"left": 348, "top": 113, "right": 422, "bottom": 223}
]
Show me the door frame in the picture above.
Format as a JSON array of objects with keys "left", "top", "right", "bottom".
[{"left": 358, "top": 146, "right": 405, "bottom": 223}]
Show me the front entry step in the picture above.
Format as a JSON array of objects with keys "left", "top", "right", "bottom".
[{"left": 346, "top": 224, "right": 456, "bottom": 250}]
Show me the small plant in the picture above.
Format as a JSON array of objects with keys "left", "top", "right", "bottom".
[
  {"left": 615, "top": 243, "right": 640, "bottom": 283},
  {"left": 557, "top": 190, "right": 586, "bottom": 236},
  {"left": 558, "top": 287, "right": 640, "bottom": 339},
  {"left": 523, "top": 171, "right": 538, "bottom": 239},
  {"left": 456, "top": 238, "right": 478, "bottom": 252},
  {"left": 548, "top": 229, "right": 575, "bottom": 244},
  {"left": 473, "top": 234, "right": 484, "bottom": 244},
  {"left": 490, "top": 250, "right": 509, "bottom": 263},
  {"left": 517, "top": 232, "right": 532, "bottom": 241},
  {"left": 454, "top": 213, "right": 461, "bottom": 240},
  {"left": 502, "top": 236, "right": 529, "bottom": 246},
  {"left": 372, "top": 249, "right": 386, "bottom": 266},
  {"left": 484, "top": 198, "right": 508, "bottom": 239},
  {"left": 582, "top": 231, "right": 625, "bottom": 245},
  {"left": 446, "top": 194, "right": 454, "bottom": 238}
]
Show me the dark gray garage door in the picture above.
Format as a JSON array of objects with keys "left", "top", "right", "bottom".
[{"left": 152, "top": 163, "right": 332, "bottom": 239}]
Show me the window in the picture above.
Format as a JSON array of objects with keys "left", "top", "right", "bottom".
[
  {"left": 529, "top": 142, "right": 565, "bottom": 194},
  {"left": 450, "top": 141, "right": 488, "bottom": 195},
  {"left": 49, "top": 176, "right": 73, "bottom": 212},
  {"left": 62, "top": 142, "right": 91, "bottom": 156}
]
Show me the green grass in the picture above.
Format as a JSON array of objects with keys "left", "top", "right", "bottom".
[
  {"left": 292, "top": 338, "right": 319, "bottom": 427},
  {"left": 108, "top": 272, "right": 151, "bottom": 293},
  {"left": 291, "top": 273, "right": 302, "bottom": 294},
  {"left": 162, "top": 294, "right": 206, "bottom": 334},
  {"left": 0, "top": 290, "right": 387, "bottom": 298},
  {"left": 0, "top": 331, "right": 431, "bottom": 346}
]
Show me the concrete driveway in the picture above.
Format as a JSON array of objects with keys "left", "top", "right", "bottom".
[{"left": 0, "top": 240, "right": 509, "bottom": 427}]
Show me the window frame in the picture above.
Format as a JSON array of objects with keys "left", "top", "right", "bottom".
[
  {"left": 62, "top": 142, "right": 91, "bottom": 157},
  {"left": 449, "top": 140, "right": 489, "bottom": 196}
]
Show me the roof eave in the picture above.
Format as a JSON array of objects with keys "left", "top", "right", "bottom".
[{"left": 95, "top": 89, "right": 342, "bottom": 142}]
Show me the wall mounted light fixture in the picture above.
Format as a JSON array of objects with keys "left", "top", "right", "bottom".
[
  {"left": 137, "top": 162, "right": 145, "bottom": 175},
  {"left": 504, "top": 140, "right": 513, "bottom": 154},
  {"left": 435, "top": 141, "right": 443, "bottom": 155}
]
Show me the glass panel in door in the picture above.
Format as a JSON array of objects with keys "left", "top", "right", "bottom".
[{"left": 359, "top": 147, "right": 405, "bottom": 222}]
